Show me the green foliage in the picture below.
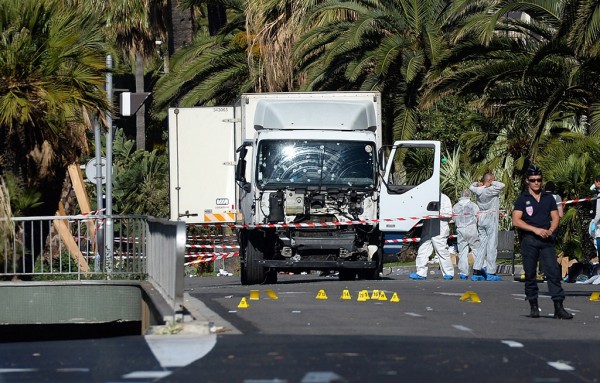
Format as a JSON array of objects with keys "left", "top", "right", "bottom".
[
  {"left": 295, "top": 0, "right": 453, "bottom": 142},
  {"left": 111, "top": 129, "right": 169, "bottom": 217},
  {"left": 416, "top": 96, "right": 488, "bottom": 154},
  {"left": 2, "top": 173, "right": 43, "bottom": 216}
]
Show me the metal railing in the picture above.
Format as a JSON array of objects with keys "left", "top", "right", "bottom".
[
  {"left": 0, "top": 215, "right": 184, "bottom": 310},
  {"left": 146, "top": 218, "right": 186, "bottom": 310}
]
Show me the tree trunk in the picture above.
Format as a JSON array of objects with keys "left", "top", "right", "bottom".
[
  {"left": 167, "top": 0, "right": 194, "bottom": 56},
  {"left": 135, "top": 52, "right": 145, "bottom": 151},
  {"left": 207, "top": 4, "right": 226, "bottom": 36}
]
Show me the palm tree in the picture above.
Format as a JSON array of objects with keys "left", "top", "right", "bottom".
[
  {"left": 294, "top": 0, "right": 453, "bottom": 143},
  {"left": 0, "top": 0, "right": 110, "bottom": 272},
  {"left": 152, "top": 0, "right": 342, "bottom": 115},
  {"left": 168, "top": 0, "right": 195, "bottom": 55},
  {"left": 0, "top": 0, "right": 109, "bottom": 213},
  {"left": 421, "top": 0, "right": 600, "bottom": 259},
  {"left": 86, "top": 0, "right": 169, "bottom": 151},
  {"left": 424, "top": 0, "right": 600, "bottom": 166}
]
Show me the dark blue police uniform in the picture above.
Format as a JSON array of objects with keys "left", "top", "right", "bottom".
[{"left": 514, "top": 190, "right": 565, "bottom": 302}]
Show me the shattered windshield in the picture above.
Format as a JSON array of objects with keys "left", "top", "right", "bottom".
[{"left": 256, "top": 140, "right": 376, "bottom": 190}]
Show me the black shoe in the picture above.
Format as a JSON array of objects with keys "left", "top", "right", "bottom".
[
  {"left": 529, "top": 299, "right": 540, "bottom": 318},
  {"left": 553, "top": 301, "right": 573, "bottom": 320}
]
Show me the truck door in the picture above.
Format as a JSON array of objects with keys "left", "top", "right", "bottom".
[
  {"left": 168, "top": 107, "right": 237, "bottom": 223},
  {"left": 378, "top": 141, "right": 441, "bottom": 233}
]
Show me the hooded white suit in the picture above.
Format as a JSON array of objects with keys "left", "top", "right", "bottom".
[{"left": 452, "top": 196, "right": 480, "bottom": 276}]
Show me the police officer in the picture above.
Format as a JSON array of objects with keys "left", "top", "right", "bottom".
[{"left": 512, "top": 165, "right": 573, "bottom": 319}]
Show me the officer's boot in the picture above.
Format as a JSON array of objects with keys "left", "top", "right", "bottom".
[
  {"left": 529, "top": 299, "right": 539, "bottom": 318},
  {"left": 553, "top": 300, "right": 573, "bottom": 320}
]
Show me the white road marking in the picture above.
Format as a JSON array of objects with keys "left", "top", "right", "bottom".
[
  {"left": 501, "top": 340, "right": 524, "bottom": 348},
  {"left": 452, "top": 325, "right": 472, "bottom": 332},
  {"left": 56, "top": 368, "right": 90, "bottom": 372},
  {"left": 0, "top": 368, "right": 37, "bottom": 373},
  {"left": 122, "top": 370, "right": 172, "bottom": 379},
  {"left": 301, "top": 371, "right": 345, "bottom": 383},
  {"left": 145, "top": 333, "right": 217, "bottom": 368},
  {"left": 404, "top": 312, "right": 423, "bottom": 317},
  {"left": 436, "top": 292, "right": 467, "bottom": 296},
  {"left": 547, "top": 361, "right": 575, "bottom": 371}
]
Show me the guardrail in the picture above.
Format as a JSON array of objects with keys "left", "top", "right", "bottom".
[
  {"left": 146, "top": 218, "right": 185, "bottom": 310},
  {"left": 0, "top": 215, "right": 184, "bottom": 310}
]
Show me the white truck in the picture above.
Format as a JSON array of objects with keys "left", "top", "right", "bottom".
[{"left": 169, "top": 92, "right": 441, "bottom": 284}]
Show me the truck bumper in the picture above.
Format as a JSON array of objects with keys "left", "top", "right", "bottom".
[{"left": 257, "top": 259, "right": 376, "bottom": 269}]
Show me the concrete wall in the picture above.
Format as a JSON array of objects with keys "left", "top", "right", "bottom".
[{"left": 0, "top": 281, "right": 143, "bottom": 325}]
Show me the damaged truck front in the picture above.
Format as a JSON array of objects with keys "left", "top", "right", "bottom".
[{"left": 168, "top": 92, "right": 441, "bottom": 285}]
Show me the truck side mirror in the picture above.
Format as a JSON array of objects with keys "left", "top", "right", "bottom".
[
  {"left": 235, "top": 145, "right": 248, "bottom": 182},
  {"left": 427, "top": 201, "right": 439, "bottom": 211},
  {"left": 377, "top": 147, "right": 387, "bottom": 172}
]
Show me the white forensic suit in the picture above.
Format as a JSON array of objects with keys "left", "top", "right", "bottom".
[
  {"left": 452, "top": 196, "right": 480, "bottom": 277},
  {"left": 414, "top": 194, "right": 455, "bottom": 278},
  {"left": 469, "top": 180, "right": 505, "bottom": 274},
  {"left": 591, "top": 183, "right": 600, "bottom": 257}
]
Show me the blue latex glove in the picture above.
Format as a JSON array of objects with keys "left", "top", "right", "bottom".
[{"left": 591, "top": 222, "right": 597, "bottom": 234}]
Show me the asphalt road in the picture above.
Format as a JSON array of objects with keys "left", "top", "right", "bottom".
[
  {"left": 178, "top": 271, "right": 600, "bottom": 382},
  {"left": 1, "top": 271, "right": 599, "bottom": 383}
]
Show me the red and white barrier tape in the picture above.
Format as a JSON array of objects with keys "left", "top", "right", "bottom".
[
  {"left": 187, "top": 234, "right": 236, "bottom": 240},
  {"left": 186, "top": 244, "right": 240, "bottom": 249},
  {"left": 185, "top": 252, "right": 239, "bottom": 265},
  {"left": 384, "top": 234, "right": 457, "bottom": 244}
]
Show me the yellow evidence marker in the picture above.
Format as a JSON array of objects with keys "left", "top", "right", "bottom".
[
  {"left": 238, "top": 297, "right": 250, "bottom": 308},
  {"left": 390, "top": 293, "right": 400, "bottom": 302},
  {"left": 590, "top": 292, "right": 600, "bottom": 301},
  {"left": 341, "top": 289, "right": 352, "bottom": 300},
  {"left": 316, "top": 289, "right": 328, "bottom": 300},
  {"left": 459, "top": 291, "right": 481, "bottom": 303},
  {"left": 249, "top": 290, "right": 260, "bottom": 300},
  {"left": 265, "top": 290, "right": 279, "bottom": 300},
  {"left": 371, "top": 290, "right": 380, "bottom": 300},
  {"left": 357, "top": 290, "right": 368, "bottom": 302},
  {"left": 378, "top": 291, "right": 388, "bottom": 301}
]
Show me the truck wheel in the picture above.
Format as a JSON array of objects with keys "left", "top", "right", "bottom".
[
  {"left": 359, "top": 249, "right": 382, "bottom": 280},
  {"left": 265, "top": 269, "right": 278, "bottom": 284},
  {"left": 338, "top": 269, "right": 356, "bottom": 281},
  {"left": 241, "top": 234, "right": 266, "bottom": 285},
  {"left": 359, "top": 267, "right": 379, "bottom": 280}
]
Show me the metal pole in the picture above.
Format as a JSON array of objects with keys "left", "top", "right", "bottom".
[
  {"left": 105, "top": 55, "right": 114, "bottom": 275},
  {"left": 93, "top": 118, "right": 104, "bottom": 272}
]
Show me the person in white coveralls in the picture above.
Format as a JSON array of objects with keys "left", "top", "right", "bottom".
[
  {"left": 469, "top": 172, "right": 505, "bottom": 281},
  {"left": 409, "top": 193, "right": 454, "bottom": 280},
  {"left": 452, "top": 189, "right": 480, "bottom": 280},
  {"left": 590, "top": 176, "right": 600, "bottom": 259}
]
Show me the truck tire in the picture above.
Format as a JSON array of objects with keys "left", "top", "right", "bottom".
[
  {"left": 358, "top": 249, "right": 382, "bottom": 280},
  {"left": 338, "top": 269, "right": 356, "bottom": 281},
  {"left": 241, "top": 233, "right": 266, "bottom": 285},
  {"left": 265, "top": 269, "right": 278, "bottom": 284}
]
